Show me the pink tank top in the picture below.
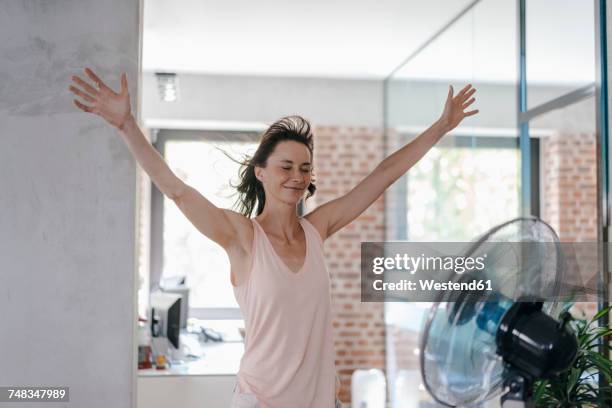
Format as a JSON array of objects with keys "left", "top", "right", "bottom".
[{"left": 232, "top": 217, "right": 336, "bottom": 408}]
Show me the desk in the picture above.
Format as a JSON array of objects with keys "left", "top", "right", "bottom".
[{"left": 138, "top": 334, "right": 244, "bottom": 408}]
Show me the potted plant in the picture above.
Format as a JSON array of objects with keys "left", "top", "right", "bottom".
[{"left": 533, "top": 304, "right": 612, "bottom": 407}]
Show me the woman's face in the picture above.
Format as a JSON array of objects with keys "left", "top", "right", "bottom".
[{"left": 256, "top": 140, "right": 313, "bottom": 206}]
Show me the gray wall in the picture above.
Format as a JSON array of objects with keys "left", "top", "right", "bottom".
[
  {"left": 142, "top": 72, "right": 384, "bottom": 128},
  {"left": 386, "top": 79, "right": 596, "bottom": 133},
  {"left": 141, "top": 72, "right": 592, "bottom": 134},
  {"left": 0, "top": 2, "right": 141, "bottom": 407}
]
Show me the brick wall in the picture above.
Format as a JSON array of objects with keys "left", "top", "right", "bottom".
[
  {"left": 540, "top": 131, "right": 598, "bottom": 319},
  {"left": 541, "top": 132, "right": 598, "bottom": 242},
  {"left": 307, "top": 125, "right": 386, "bottom": 404}
]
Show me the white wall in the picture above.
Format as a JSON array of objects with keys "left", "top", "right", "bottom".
[{"left": 0, "top": 2, "right": 141, "bottom": 407}]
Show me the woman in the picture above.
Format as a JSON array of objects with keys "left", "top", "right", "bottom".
[{"left": 69, "top": 68, "right": 477, "bottom": 408}]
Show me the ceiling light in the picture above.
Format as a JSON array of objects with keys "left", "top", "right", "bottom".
[{"left": 155, "top": 72, "right": 179, "bottom": 102}]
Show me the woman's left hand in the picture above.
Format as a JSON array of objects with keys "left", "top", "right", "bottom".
[{"left": 438, "top": 84, "right": 479, "bottom": 133}]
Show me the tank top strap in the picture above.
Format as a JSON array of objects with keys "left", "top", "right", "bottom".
[
  {"left": 300, "top": 217, "right": 324, "bottom": 250},
  {"left": 250, "top": 218, "right": 275, "bottom": 267},
  {"left": 237, "top": 218, "right": 264, "bottom": 289},
  {"left": 250, "top": 218, "right": 264, "bottom": 257},
  {"left": 251, "top": 218, "right": 270, "bottom": 246}
]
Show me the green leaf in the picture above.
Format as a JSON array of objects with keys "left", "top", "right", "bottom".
[
  {"left": 533, "top": 307, "right": 612, "bottom": 405},
  {"left": 586, "top": 352, "right": 612, "bottom": 381},
  {"left": 591, "top": 306, "right": 612, "bottom": 324},
  {"left": 566, "top": 367, "right": 580, "bottom": 397},
  {"left": 533, "top": 380, "right": 548, "bottom": 402},
  {"left": 586, "top": 329, "right": 612, "bottom": 347}
]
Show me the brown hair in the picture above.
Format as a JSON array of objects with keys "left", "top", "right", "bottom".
[{"left": 231, "top": 115, "right": 317, "bottom": 217}]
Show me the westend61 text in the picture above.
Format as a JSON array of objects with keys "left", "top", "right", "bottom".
[{"left": 372, "top": 279, "right": 493, "bottom": 291}]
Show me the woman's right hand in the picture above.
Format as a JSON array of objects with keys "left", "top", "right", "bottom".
[{"left": 69, "top": 67, "right": 132, "bottom": 130}]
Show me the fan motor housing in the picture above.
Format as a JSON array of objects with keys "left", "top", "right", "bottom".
[{"left": 496, "top": 301, "right": 578, "bottom": 379}]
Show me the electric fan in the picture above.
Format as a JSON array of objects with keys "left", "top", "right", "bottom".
[{"left": 419, "top": 217, "right": 579, "bottom": 407}]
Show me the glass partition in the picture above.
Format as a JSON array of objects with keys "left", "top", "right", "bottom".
[
  {"left": 383, "top": 0, "right": 606, "bottom": 406},
  {"left": 384, "top": 1, "right": 518, "bottom": 406},
  {"left": 522, "top": 0, "right": 599, "bottom": 320},
  {"left": 526, "top": 0, "right": 595, "bottom": 108}
]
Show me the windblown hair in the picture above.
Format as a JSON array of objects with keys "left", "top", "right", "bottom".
[{"left": 230, "top": 115, "right": 317, "bottom": 218}]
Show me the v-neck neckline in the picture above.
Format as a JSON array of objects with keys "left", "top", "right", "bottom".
[{"left": 253, "top": 218, "right": 308, "bottom": 276}]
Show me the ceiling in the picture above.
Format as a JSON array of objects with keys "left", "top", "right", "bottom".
[
  {"left": 142, "top": 0, "right": 596, "bottom": 83},
  {"left": 142, "top": 0, "right": 473, "bottom": 79}
]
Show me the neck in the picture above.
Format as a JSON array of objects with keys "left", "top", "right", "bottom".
[{"left": 255, "top": 200, "right": 302, "bottom": 241}]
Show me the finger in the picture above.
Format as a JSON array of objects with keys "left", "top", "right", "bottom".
[
  {"left": 457, "top": 84, "right": 472, "bottom": 98},
  {"left": 120, "top": 72, "right": 128, "bottom": 95},
  {"left": 464, "top": 109, "right": 479, "bottom": 117},
  {"left": 73, "top": 99, "right": 94, "bottom": 113},
  {"left": 462, "top": 87, "right": 476, "bottom": 102},
  {"left": 72, "top": 75, "right": 99, "bottom": 95},
  {"left": 69, "top": 85, "right": 96, "bottom": 103},
  {"left": 448, "top": 85, "right": 454, "bottom": 100},
  {"left": 84, "top": 67, "right": 109, "bottom": 91},
  {"left": 462, "top": 97, "right": 476, "bottom": 109}
]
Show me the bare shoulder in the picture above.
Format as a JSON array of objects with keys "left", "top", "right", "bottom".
[
  {"left": 304, "top": 210, "right": 328, "bottom": 242},
  {"left": 221, "top": 209, "right": 254, "bottom": 253}
]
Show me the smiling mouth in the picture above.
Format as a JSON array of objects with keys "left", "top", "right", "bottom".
[{"left": 284, "top": 187, "right": 303, "bottom": 190}]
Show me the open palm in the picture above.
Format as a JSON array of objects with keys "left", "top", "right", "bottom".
[
  {"left": 438, "top": 84, "right": 478, "bottom": 132},
  {"left": 69, "top": 67, "right": 131, "bottom": 129}
]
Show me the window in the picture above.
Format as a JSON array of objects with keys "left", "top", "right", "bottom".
[
  {"left": 404, "top": 134, "right": 520, "bottom": 241},
  {"left": 150, "top": 130, "right": 259, "bottom": 319}
]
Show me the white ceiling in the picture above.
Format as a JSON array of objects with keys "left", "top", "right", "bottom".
[
  {"left": 142, "top": 0, "right": 596, "bottom": 83},
  {"left": 142, "top": 0, "right": 472, "bottom": 79}
]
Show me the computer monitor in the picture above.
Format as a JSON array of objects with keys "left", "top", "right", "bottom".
[
  {"left": 160, "top": 282, "right": 189, "bottom": 329},
  {"left": 149, "top": 292, "right": 181, "bottom": 349}
]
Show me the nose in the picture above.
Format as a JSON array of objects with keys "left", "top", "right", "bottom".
[{"left": 291, "top": 168, "right": 303, "bottom": 182}]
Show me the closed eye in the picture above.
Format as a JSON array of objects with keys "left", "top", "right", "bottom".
[{"left": 282, "top": 167, "right": 311, "bottom": 172}]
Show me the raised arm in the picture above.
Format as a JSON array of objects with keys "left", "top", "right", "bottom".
[
  {"left": 306, "top": 84, "right": 478, "bottom": 240},
  {"left": 68, "top": 68, "right": 243, "bottom": 250}
]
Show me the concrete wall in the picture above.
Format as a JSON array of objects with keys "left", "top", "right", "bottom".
[{"left": 0, "top": 2, "right": 141, "bottom": 407}]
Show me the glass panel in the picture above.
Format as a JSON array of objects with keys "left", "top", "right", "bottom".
[
  {"left": 387, "top": 0, "right": 517, "bottom": 132},
  {"left": 529, "top": 96, "right": 598, "bottom": 318},
  {"left": 526, "top": 0, "right": 595, "bottom": 108},
  {"left": 384, "top": 1, "right": 517, "bottom": 406},
  {"left": 163, "top": 139, "right": 258, "bottom": 309}
]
